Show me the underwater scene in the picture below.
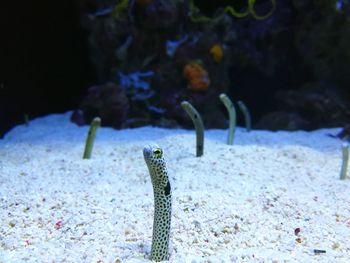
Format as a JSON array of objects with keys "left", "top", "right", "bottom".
[{"left": 1, "top": 0, "right": 350, "bottom": 262}]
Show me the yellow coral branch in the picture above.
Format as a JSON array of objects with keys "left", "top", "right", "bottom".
[
  {"left": 248, "top": 0, "right": 276, "bottom": 20},
  {"left": 224, "top": 3, "right": 250, "bottom": 18},
  {"left": 189, "top": 0, "right": 276, "bottom": 23}
]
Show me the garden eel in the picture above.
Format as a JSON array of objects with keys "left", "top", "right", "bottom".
[
  {"left": 143, "top": 145, "right": 172, "bottom": 262},
  {"left": 181, "top": 101, "right": 204, "bottom": 157}
]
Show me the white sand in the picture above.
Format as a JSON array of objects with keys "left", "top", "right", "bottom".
[{"left": 0, "top": 112, "right": 349, "bottom": 263}]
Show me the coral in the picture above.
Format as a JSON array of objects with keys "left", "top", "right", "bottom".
[
  {"left": 71, "top": 82, "right": 129, "bottom": 129},
  {"left": 166, "top": 35, "right": 188, "bottom": 57},
  {"left": 275, "top": 81, "right": 350, "bottom": 128},
  {"left": 224, "top": 0, "right": 276, "bottom": 20},
  {"left": 77, "top": 0, "right": 241, "bottom": 130},
  {"left": 188, "top": 0, "right": 276, "bottom": 23},
  {"left": 133, "top": 0, "right": 184, "bottom": 29},
  {"left": 75, "top": 0, "right": 350, "bottom": 132},
  {"left": 118, "top": 71, "right": 155, "bottom": 100},
  {"left": 294, "top": 0, "right": 350, "bottom": 89},
  {"left": 183, "top": 61, "right": 210, "bottom": 92},
  {"left": 255, "top": 111, "right": 310, "bottom": 131},
  {"left": 209, "top": 44, "right": 223, "bottom": 62},
  {"left": 79, "top": 0, "right": 233, "bottom": 129}
]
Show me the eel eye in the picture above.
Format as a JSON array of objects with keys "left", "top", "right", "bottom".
[{"left": 153, "top": 148, "right": 162, "bottom": 157}]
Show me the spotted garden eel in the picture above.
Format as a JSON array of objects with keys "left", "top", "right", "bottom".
[{"left": 143, "top": 145, "right": 172, "bottom": 261}]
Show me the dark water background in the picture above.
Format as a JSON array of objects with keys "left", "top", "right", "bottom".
[{"left": 0, "top": 1, "right": 95, "bottom": 137}]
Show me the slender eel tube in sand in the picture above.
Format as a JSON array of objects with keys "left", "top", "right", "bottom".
[
  {"left": 181, "top": 101, "right": 204, "bottom": 157},
  {"left": 83, "top": 117, "right": 101, "bottom": 159},
  {"left": 219, "top": 93, "right": 237, "bottom": 145},
  {"left": 143, "top": 145, "right": 172, "bottom": 262},
  {"left": 237, "top": 100, "right": 252, "bottom": 132},
  {"left": 24, "top": 114, "right": 29, "bottom": 126},
  {"left": 340, "top": 142, "right": 349, "bottom": 180}
]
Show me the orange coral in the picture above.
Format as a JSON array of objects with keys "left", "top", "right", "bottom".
[
  {"left": 183, "top": 62, "right": 210, "bottom": 92},
  {"left": 209, "top": 44, "right": 223, "bottom": 62}
]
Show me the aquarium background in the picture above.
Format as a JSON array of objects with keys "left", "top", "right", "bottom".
[{"left": 1, "top": 0, "right": 350, "bottom": 137}]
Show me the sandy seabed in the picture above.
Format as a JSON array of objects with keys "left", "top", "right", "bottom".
[{"left": 0, "top": 112, "right": 349, "bottom": 263}]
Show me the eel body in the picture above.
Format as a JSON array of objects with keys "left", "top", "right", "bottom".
[{"left": 143, "top": 145, "right": 172, "bottom": 261}]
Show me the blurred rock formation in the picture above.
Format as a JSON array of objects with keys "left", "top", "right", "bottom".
[{"left": 72, "top": 0, "right": 350, "bottom": 135}]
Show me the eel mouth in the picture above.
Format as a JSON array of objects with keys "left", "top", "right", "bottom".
[{"left": 143, "top": 145, "right": 152, "bottom": 160}]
